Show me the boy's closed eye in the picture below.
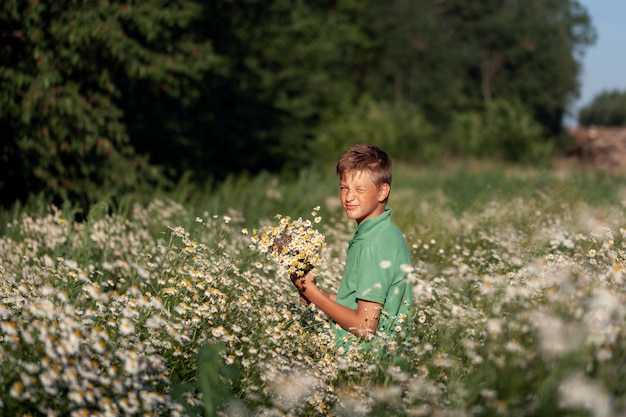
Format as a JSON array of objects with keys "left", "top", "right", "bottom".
[{"left": 339, "top": 186, "right": 369, "bottom": 193}]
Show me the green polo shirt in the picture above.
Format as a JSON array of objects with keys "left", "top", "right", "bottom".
[{"left": 333, "top": 208, "right": 413, "bottom": 348}]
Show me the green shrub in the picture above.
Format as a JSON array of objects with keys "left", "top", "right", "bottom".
[
  {"left": 312, "top": 96, "right": 439, "bottom": 163},
  {"left": 447, "top": 99, "right": 552, "bottom": 163},
  {"left": 578, "top": 89, "right": 626, "bottom": 127},
  {"left": 0, "top": 0, "right": 213, "bottom": 208}
]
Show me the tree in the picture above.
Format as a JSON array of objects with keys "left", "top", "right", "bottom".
[
  {"left": 0, "top": 0, "right": 599, "bottom": 207},
  {"left": 494, "top": 0, "right": 597, "bottom": 134},
  {"left": 578, "top": 90, "right": 626, "bottom": 127},
  {"left": 158, "top": 0, "right": 369, "bottom": 178},
  {"left": 353, "top": 0, "right": 596, "bottom": 135},
  {"left": 356, "top": 0, "right": 466, "bottom": 125},
  {"left": 0, "top": 0, "right": 219, "bottom": 207}
]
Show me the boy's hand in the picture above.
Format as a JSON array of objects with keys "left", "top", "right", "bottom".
[
  {"left": 290, "top": 272, "right": 316, "bottom": 307},
  {"left": 290, "top": 271, "right": 317, "bottom": 293}
]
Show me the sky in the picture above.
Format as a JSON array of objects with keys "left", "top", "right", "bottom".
[{"left": 568, "top": 0, "right": 626, "bottom": 125}]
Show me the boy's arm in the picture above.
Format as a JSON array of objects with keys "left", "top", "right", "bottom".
[
  {"left": 292, "top": 275, "right": 336, "bottom": 306},
  {"left": 316, "top": 287, "right": 337, "bottom": 301},
  {"left": 293, "top": 273, "right": 380, "bottom": 338}
]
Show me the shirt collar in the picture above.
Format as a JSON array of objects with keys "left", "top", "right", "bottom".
[{"left": 350, "top": 208, "right": 391, "bottom": 242}]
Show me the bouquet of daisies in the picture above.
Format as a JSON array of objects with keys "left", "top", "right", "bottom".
[{"left": 250, "top": 206, "right": 328, "bottom": 278}]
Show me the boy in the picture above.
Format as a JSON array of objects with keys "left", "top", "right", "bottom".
[{"left": 292, "top": 143, "right": 413, "bottom": 348}]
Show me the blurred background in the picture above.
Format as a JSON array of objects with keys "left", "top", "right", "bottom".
[
  {"left": 569, "top": 0, "right": 626, "bottom": 125},
  {"left": 2, "top": 0, "right": 625, "bottom": 213}
]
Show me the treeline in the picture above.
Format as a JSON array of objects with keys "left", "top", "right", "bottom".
[
  {"left": 579, "top": 90, "right": 626, "bottom": 127},
  {"left": 1, "top": 0, "right": 596, "bottom": 208}
]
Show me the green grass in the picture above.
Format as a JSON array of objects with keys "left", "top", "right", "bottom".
[{"left": 3, "top": 161, "right": 624, "bottom": 235}]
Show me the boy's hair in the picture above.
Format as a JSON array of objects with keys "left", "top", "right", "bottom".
[{"left": 336, "top": 143, "right": 392, "bottom": 186}]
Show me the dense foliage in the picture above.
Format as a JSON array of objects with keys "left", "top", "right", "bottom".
[
  {"left": 578, "top": 89, "right": 626, "bottom": 127},
  {"left": 0, "top": 0, "right": 219, "bottom": 207},
  {"left": 1, "top": 0, "right": 596, "bottom": 208}
]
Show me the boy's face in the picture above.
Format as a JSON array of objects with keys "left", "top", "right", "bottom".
[{"left": 339, "top": 171, "right": 390, "bottom": 225}]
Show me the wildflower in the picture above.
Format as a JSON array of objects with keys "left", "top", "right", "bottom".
[
  {"left": 119, "top": 395, "right": 140, "bottom": 414},
  {"left": 124, "top": 351, "right": 140, "bottom": 375},
  {"left": 558, "top": 373, "right": 611, "bottom": 417},
  {"left": 68, "top": 388, "right": 92, "bottom": 407},
  {"left": 504, "top": 339, "right": 523, "bottom": 353},
  {"left": 250, "top": 207, "right": 328, "bottom": 278},
  {"left": 65, "top": 330, "right": 80, "bottom": 355},
  {"left": 62, "top": 368, "right": 79, "bottom": 386},
  {"left": 93, "top": 339, "right": 107, "bottom": 354},
  {"left": 270, "top": 371, "right": 317, "bottom": 410},
  {"left": 119, "top": 318, "right": 135, "bottom": 335},
  {"left": 168, "top": 226, "right": 189, "bottom": 238},
  {"left": 433, "top": 353, "right": 451, "bottom": 367},
  {"left": 135, "top": 266, "right": 150, "bottom": 279},
  {"left": 450, "top": 305, "right": 464, "bottom": 317},
  {"left": 1, "top": 320, "right": 17, "bottom": 336},
  {"left": 486, "top": 318, "right": 503, "bottom": 337},
  {"left": 57, "top": 290, "right": 69, "bottom": 302},
  {"left": 9, "top": 381, "right": 23, "bottom": 398},
  {"left": 64, "top": 259, "right": 78, "bottom": 270},
  {"left": 212, "top": 326, "right": 226, "bottom": 338},
  {"left": 83, "top": 284, "right": 101, "bottom": 300},
  {"left": 480, "top": 388, "right": 498, "bottom": 399},
  {"left": 40, "top": 370, "right": 59, "bottom": 395}
]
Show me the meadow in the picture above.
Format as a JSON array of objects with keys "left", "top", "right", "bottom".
[{"left": 1, "top": 162, "right": 625, "bottom": 416}]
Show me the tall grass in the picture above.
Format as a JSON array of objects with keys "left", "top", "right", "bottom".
[{"left": 1, "top": 163, "right": 625, "bottom": 416}]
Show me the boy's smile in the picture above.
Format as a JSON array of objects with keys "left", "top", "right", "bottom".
[{"left": 340, "top": 171, "right": 390, "bottom": 225}]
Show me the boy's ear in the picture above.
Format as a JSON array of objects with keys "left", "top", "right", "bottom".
[{"left": 379, "top": 183, "right": 391, "bottom": 201}]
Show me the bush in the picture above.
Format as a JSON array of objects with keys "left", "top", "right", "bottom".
[
  {"left": 312, "top": 96, "right": 439, "bottom": 163},
  {"left": 447, "top": 99, "right": 552, "bottom": 163},
  {"left": 578, "top": 89, "right": 626, "bottom": 127},
  {"left": 0, "top": 1, "right": 214, "bottom": 209},
  {"left": 313, "top": 97, "right": 553, "bottom": 165}
]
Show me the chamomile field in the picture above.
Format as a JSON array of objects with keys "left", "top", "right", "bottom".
[{"left": 1, "top": 163, "right": 625, "bottom": 416}]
